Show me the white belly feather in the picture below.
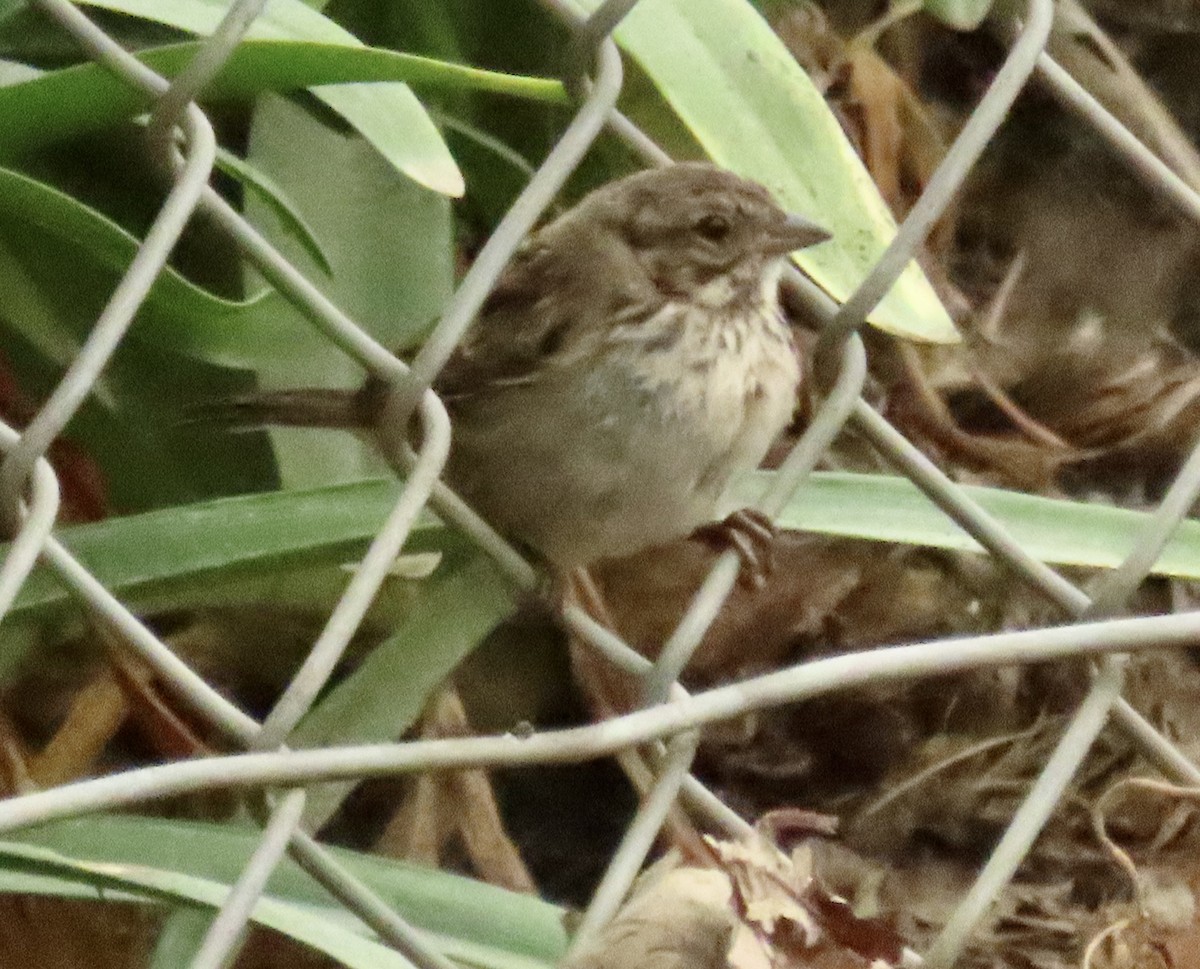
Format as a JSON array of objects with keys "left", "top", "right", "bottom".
[{"left": 446, "top": 279, "right": 801, "bottom": 566}]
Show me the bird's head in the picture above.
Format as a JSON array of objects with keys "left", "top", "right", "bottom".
[{"left": 582, "top": 162, "right": 830, "bottom": 307}]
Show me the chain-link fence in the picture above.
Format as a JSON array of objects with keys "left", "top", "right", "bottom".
[{"left": 2, "top": 0, "right": 1200, "bottom": 966}]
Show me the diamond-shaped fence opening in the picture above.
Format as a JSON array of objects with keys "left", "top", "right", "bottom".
[{"left": 2, "top": 0, "right": 1200, "bottom": 967}]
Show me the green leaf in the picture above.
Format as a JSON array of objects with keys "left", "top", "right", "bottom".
[
  {"left": 0, "top": 1, "right": 23, "bottom": 28},
  {"left": 147, "top": 909, "right": 217, "bottom": 969},
  {"left": 739, "top": 470, "right": 1200, "bottom": 576},
  {"left": 0, "top": 477, "right": 514, "bottom": 681},
  {"left": 0, "top": 841, "right": 426, "bottom": 968},
  {"left": 13, "top": 468, "right": 1200, "bottom": 649},
  {"left": 8, "top": 815, "right": 566, "bottom": 968},
  {"left": 75, "top": 0, "right": 466, "bottom": 195},
  {"left": 0, "top": 41, "right": 564, "bottom": 160},
  {"left": 0, "top": 478, "right": 438, "bottom": 628},
  {"left": 212, "top": 145, "right": 334, "bottom": 276},
  {"left": 241, "top": 93, "right": 453, "bottom": 488},
  {"left": 923, "top": 0, "right": 994, "bottom": 31},
  {"left": 0, "top": 234, "right": 91, "bottom": 375},
  {"left": 292, "top": 555, "right": 514, "bottom": 829},
  {"left": 0, "top": 165, "right": 390, "bottom": 369},
  {"left": 0, "top": 165, "right": 286, "bottom": 368},
  {"left": 578, "top": 0, "right": 958, "bottom": 344},
  {"left": 0, "top": 187, "right": 281, "bottom": 517}
]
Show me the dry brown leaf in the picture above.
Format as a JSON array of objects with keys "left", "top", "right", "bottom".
[
  {"left": 377, "top": 686, "right": 536, "bottom": 893},
  {"left": 709, "top": 833, "right": 906, "bottom": 968},
  {"left": 713, "top": 836, "right": 822, "bottom": 944},
  {"left": 26, "top": 668, "right": 128, "bottom": 788}
]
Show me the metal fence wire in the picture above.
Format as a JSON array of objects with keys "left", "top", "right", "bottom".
[{"left": 3, "top": 0, "right": 1200, "bottom": 967}]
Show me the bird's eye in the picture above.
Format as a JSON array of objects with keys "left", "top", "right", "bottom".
[{"left": 694, "top": 214, "right": 732, "bottom": 242}]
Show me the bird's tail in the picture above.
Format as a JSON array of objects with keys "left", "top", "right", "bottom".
[{"left": 189, "top": 387, "right": 375, "bottom": 431}]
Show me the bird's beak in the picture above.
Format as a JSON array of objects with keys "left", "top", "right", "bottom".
[{"left": 766, "top": 213, "right": 831, "bottom": 254}]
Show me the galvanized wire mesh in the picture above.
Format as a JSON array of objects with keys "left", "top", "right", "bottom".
[{"left": 2, "top": 0, "right": 1200, "bottom": 966}]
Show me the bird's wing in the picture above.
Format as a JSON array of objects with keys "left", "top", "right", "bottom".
[
  {"left": 433, "top": 241, "right": 567, "bottom": 402},
  {"left": 434, "top": 226, "right": 665, "bottom": 405}
]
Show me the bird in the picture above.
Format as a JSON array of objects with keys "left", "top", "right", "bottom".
[{"left": 219, "top": 163, "right": 830, "bottom": 572}]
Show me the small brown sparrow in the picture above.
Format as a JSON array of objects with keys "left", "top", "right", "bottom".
[{"left": 223, "top": 163, "right": 829, "bottom": 569}]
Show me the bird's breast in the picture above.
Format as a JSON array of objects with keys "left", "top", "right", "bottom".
[
  {"left": 608, "top": 298, "right": 800, "bottom": 430},
  {"left": 446, "top": 297, "right": 799, "bottom": 567}
]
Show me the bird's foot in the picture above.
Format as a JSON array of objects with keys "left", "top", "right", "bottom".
[{"left": 690, "top": 507, "right": 776, "bottom": 590}]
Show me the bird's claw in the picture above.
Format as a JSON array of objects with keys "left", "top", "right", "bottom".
[{"left": 691, "top": 507, "right": 776, "bottom": 589}]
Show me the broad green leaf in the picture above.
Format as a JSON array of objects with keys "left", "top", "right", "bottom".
[
  {"left": 10, "top": 815, "right": 566, "bottom": 967},
  {"left": 0, "top": 478, "right": 440, "bottom": 628},
  {"left": 9, "top": 468, "right": 1200, "bottom": 647},
  {"left": 577, "top": 0, "right": 958, "bottom": 344},
  {"left": 924, "top": 0, "right": 994, "bottom": 30},
  {"left": 0, "top": 841, "right": 424, "bottom": 968},
  {"left": 739, "top": 470, "right": 1200, "bottom": 576},
  {"left": 10, "top": 470, "right": 1200, "bottom": 640},
  {"left": 213, "top": 145, "right": 333, "bottom": 276},
  {"left": 0, "top": 165, "right": 284, "bottom": 367},
  {"left": 0, "top": 165, "right": 410, "bottom": 369},
  {"left": 0, "top": 234, "right": 91, "bottom": 375},
  {"left": 0, "top": 40, "right": 563, "bottom": 159},
  {"left": 292, "top": 555, "right": 513, "bottom": 829},
  {"left": 0, "top": 477, "right": 509, "bottom": 680},
  {"left": 147, "top": 910, "right": 217, "bottom": 969},
  {"left": 241, "top": 93, "right": 453, "bottom": 488},
  {"left": 0, "top": 182, "right": 280, "bottom": 518},
  {"left": 76, "top": 0, "right": 465, "bottom": 195}
]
